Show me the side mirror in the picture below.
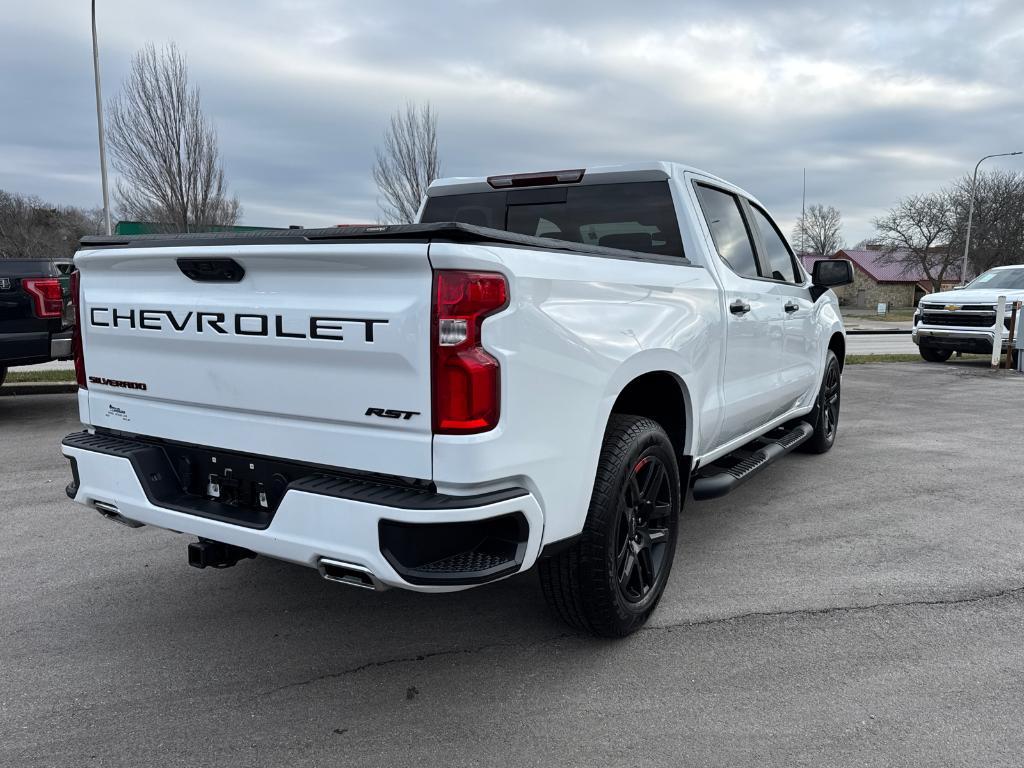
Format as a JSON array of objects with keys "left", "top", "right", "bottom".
[
  {"left": 812, "top": 259, "right": 854, "bottom": 287},
  {"left": 810, "top": 259, "right": 854, "bottom": 301}
]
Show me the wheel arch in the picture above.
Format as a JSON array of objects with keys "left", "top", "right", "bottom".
[
  {"left": 829, "top": 332, "right": 846, "bottom": 371},
  {"left": 608, "top": 369, "right": 693, "bottom": 461}
]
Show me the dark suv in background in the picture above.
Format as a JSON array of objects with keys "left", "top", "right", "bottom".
[{"left": 0, "top": 259, "right": 74, "bottom": 386}]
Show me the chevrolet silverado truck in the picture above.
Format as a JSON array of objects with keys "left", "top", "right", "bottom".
[
  {"left": 61, "top": 162, "right": 853, "bottom": 637},
  {"left": 913, "top": 264, "right": 1024, "bottom": 366},
  {"left": 0, "top": 258, "right": 74, "bottom": 386}
]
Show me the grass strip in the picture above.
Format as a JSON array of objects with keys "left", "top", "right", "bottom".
[{"left": 4, "top": 369, "right": 77, "bottom": 383}]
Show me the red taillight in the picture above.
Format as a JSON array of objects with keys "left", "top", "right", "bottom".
[
  {"left": 23, "top": 277, "right": 63, "bottom": 318},
  {"left": 70, "top": 270, "right": 86, "bottom": 389},
  {"left": 431, "top": 270, "right": 508, "bottom": 434}
]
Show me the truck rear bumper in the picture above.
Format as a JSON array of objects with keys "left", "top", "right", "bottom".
[
  {"left": 62, "top": 433, "right": 544, "bottom": 593},
  {"left": 0, "top": 331, "right": 51, "bottom": 367}
]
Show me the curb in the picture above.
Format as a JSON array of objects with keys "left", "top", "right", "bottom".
[
  {"left": 847, "top": 329, "right": 912, "bottom": 335},
  {"left": 0, "top": 382, "right": 78, "bottom": 396}
]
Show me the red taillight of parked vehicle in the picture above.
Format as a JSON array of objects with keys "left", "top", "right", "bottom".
[
  {"left": 70, "top": 270, "right": 86, "bottom": 389},
  {"left": 22, "top": 277, "right": 64, "bottom": 319},
  {"left": 431, "top": 270, "right": 508, "bottom": 434}
]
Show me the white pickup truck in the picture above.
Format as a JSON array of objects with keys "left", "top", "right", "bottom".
[
  {"left": 913, "top": 264, "right": 1024, "bottom": 366},
  {"left": 62, "top": 161, "right": 852, "bottom": 636}
]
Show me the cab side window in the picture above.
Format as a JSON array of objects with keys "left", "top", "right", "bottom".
[
  {"left": 694, "top": 184, "right": 760, "bottom": 279},
  {"left": 750, "top": 205, "right": 800, "bottom": 283}
]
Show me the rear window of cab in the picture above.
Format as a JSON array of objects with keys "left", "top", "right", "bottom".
[{"left": 421, "top": 181, "right": 684, "bottom": 259}]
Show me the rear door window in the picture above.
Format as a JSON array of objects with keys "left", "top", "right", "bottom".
[
  {"left": 421, "top": 181, "right": 684, "bottom": 258},
  {"left": 749, "top": 205, "right": 800, "bottom": 283},
  {"left": 693, "top": 184, "right": 760, "bottom": 279}
]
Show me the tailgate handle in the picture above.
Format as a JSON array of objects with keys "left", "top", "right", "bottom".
[{"left": 177, "top": 258, "right": 245, "bottom": 283}]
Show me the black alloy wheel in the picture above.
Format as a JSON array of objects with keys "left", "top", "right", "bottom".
[
  {"left": 616, "top": 454, "right": 672, "bottom": 604},
  {"left": 800, "top": 349, "right": 841, "bottom": 454},
  {"left": 821, "top": 358, "right": 840, "bottom": 443},
  {"left": 539, "top": 414, "right": 681, "bottom": 637}
]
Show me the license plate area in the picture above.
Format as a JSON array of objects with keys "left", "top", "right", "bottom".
[
  {"left": 155, "top": 440, "right": 338, "bottom": 525},
  {"left": 70, "top": 429, "right": 434, "bottom": 530},
  {"left": 173, "top": 449, "right": 285, "bottom": 514}
]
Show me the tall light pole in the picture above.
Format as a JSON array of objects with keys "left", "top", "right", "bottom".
[
  {"left": 801, "top": 167, "right": 806, "bottom": 254},
  {"left": 959, "top": 151, "right": 1022, "bottom": 284},
  {"left": 91, "top": 0, "right": 112, "bottom": 236}
]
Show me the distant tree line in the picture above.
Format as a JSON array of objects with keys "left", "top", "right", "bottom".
[
  {"left": 793, "top": 170, "right": 1023, "bottom": 292},
  {"left": 0, "top": 191, "right": 102, "bottom": 260}
]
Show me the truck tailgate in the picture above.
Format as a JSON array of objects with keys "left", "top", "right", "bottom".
[{"left": 75, "top": 243, "right": 434, "bottom": 479}]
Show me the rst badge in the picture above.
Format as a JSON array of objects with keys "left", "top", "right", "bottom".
[
  {"left": 365, "top": 407, "right": 420, "bottom": 421},
  {"left": 0, "top": 278, "right": 11, "bottom": 290}
]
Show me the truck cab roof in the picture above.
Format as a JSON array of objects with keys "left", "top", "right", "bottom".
[{"left": 426, "top": 160, "right": 750, "bottom": 201}]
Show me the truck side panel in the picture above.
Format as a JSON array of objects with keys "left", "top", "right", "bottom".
[{"left": 427, "top": 241, "right": 722, "bottom": 544}]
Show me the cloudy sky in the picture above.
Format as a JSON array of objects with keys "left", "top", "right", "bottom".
[{"left": 2, "top": 0, "right": 1023, "bottom": 242}]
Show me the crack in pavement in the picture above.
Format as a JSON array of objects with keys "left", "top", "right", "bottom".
[
  {"left": 255, "top": 584, "right": 1024, "bottom": 697},
  {"left": 657, "top": 584, "right": 1024, "bottom": 631},
  {"left": 255, "top": 631, "right": 580, "bottom": 697}
]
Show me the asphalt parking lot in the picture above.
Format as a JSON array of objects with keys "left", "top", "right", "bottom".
[{"left": 3, "top": 361, "right": 1023, "bottom": 767}]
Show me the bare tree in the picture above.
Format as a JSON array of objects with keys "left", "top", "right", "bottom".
[
  {"left": 948, "top": 169, "right": 1024, "bottom": 276},
  {"left": 0, "top": 190, "right": 103, "bottom": 259},
  {"left": 373, "top": 102, "right": 439, "bottom": 223},
  {"left": 106, "top": 43, "right": 239, "bottom": 232},
  {"left": 791, "top": 204, "right": 844, "bottom": 256},
  {"left": 873, "top": 192, "right": 959, "bottom": 292}
]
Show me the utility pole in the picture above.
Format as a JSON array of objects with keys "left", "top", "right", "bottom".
[
  {"left": 800, "top": 168, "right": 806, "bottom": 254},
  {"left": 91, "top": 0, "right": 112, "bottom": 236},
  {"left": 959, "top": 151, "right": 1021, "bottom": 284}
]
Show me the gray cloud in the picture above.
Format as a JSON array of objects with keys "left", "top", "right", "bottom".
[{"left": 2, "top": 0, "right": 1023, "bottom": 242}]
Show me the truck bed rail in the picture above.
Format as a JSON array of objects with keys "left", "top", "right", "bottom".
[{"left": 80, "top": 222, "right": 692, "bottom": 265}]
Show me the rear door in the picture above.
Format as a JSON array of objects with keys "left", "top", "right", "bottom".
[
  {"left": 76, "top": 243, "right": 435, "bottom": 479},
  {"left": 691, "top": 182, "right": 786, "bottom": 445}
]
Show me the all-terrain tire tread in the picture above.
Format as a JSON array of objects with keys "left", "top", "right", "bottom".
[{"left": 539, "top": 415, "right": 676, "bottom": 637}]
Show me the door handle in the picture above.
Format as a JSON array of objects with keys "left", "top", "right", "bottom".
[
  {"left": 730, "top": 299, "right": 751, "bottom": 316},
  {"left": 784, "top": 301, "right": 799, "bottom": 313}
]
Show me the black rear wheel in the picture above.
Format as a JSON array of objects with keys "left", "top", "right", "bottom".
[
  {"left": 919, "top": 345, "right": 952, "bottom": 363},
  {"left": 539, "top": 415, "right": 680, "bottom": 637}
]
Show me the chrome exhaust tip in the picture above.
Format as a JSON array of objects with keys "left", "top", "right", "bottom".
[
  {"left": 93, "top": 500, "right": 144, "bottom": 529},
  {"left": 317, "top": 558, "right": 385, "bottom": 591}
]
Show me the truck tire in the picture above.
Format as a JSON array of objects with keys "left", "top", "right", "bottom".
[
  {"left": 539, "top": 415, "right": 680, "bottom": 637},
  {"left": 799, "top": 349, "right": 841, "bottom": 455},
  {"left": 919, "top": 345, "right": 952, "bottom": 363}
]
